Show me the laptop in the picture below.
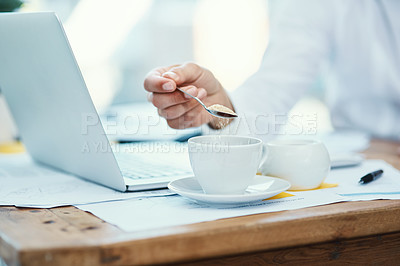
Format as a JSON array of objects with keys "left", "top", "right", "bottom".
[{"left": 0, "top": 12, "right": 193, "bottom": 192}]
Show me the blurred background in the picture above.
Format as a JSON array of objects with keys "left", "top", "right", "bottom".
[{"left": 0, "top": 0, "right": 333, "bottom": 142}]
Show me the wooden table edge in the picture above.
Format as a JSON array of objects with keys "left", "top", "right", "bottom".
[{"left": 3, "top": 197, "right": 398, "bottom": 265}]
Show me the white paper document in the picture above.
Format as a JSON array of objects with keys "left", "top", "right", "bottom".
[
  {"left": 78, "top": 160, "right": 400, "bottom": 232},
  {"left": 0, "top": 154, "right": 174, "bottom": 208},
  {"left": 327, "top": 160, "right": 400, "bottom": 200},
  {"left": 78, "top": 191, "right": 344, "bottom": 232}
]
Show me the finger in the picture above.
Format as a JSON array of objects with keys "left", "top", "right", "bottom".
[
  {"left": 162, "top": 62, "right": 202, "bottom": 86},
  {"left": 179, "top": 85, "right": 200, "bottom": 99},
  {"left": 158, "top": 98, "right": 201, "bottom": 120},
  {"left": 166, "top": 116, "right": 188, "bottom": 130},
  {"left": 151, "top": 85, "right": 199, "bottom": 109},
  {"left": 166, "top": 104, "right": 208, "bottom": 129},
  {"left": 144, "top": 69, "right": 176, "bottom": 93},
  {"left": 151, "top": 91, "right": 187, "bottom": 110},
  {"left": 197, "top": 88, "right": 207, "bottom": 100},
  {"left": 147, "top": 92, "right": 153, "bottom": 102}
]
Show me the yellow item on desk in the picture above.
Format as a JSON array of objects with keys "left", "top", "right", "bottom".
[
  {"left": 257, "top": 173, "right": 338, "bottom": 192},
  {"left": 288, "top": 182, "right": 338, "bottom": 192},
  {"left": 266, "top": 191, "right": 295, "bottom": 200},
  {"left": 0, "top": 142, "right": 25, "bottom": 154},
  {"left": 264, "top": 183, "right": 338, "bottom": 201}
]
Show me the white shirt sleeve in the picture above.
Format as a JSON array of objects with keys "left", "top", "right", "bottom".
[{"left": 204, "top": 0, "right": 336, "bottom": 142}]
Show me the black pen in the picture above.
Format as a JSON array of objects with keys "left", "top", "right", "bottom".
[{"left": 359, "top": 169, "right": 384, "bottom": 184}]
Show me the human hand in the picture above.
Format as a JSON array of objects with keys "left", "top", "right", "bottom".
[{"left": 144, "top": 62, "right": 233, "bottom": 129}]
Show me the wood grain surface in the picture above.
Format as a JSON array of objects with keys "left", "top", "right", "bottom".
[
  {"left": 173, "top": 231, "right": 400, "bottom": 266},
  {"left": 0, "top": 139, "right": 399, "bottom": 265}
]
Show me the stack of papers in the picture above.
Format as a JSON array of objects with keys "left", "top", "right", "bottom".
[{"left": 0, "top": 154, "right": 174, "bottom": 208}]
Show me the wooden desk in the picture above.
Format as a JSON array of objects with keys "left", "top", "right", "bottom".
[{"left": 1, "top": 139, "right": 399, "bottom": 266}]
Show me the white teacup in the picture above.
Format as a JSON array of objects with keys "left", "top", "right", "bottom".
[
  {"left": 260, "top": 139, "right": 330, "bottom": 190},
  {"left": 188, "top": 135, "right": 263, "bottom": 195}
]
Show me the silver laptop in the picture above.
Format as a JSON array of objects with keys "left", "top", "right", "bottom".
[{"left": 0, "top": 12, "right": 192, "bottom": 192}]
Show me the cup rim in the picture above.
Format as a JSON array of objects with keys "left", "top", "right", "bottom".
[
  {"left": 188, "top": 135, "right": 262, "bottom": 147},
  {"left": 266, "top": 138, "right": 322, "bottom": 147}
]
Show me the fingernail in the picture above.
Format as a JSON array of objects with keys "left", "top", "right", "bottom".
[
  {"left": 185, "top": 88, "right": 197, "bottom": 99},
  {"left": 147, "top": 93, "right": 153, "bottom": 102},
  {"left": 163, "top": 71, "right": 179, "bottom": 81},
  {"left": 162, "top": 82, "right": 174, "bottom": 91}
]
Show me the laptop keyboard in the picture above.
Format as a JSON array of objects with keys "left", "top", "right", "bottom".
[{"left": 116, "top": 154, "right": 192, "bottom": 180}]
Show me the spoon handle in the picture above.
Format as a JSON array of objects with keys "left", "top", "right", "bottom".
[{"left": 176, "top": 88, "right": 208, "bottom": 110}]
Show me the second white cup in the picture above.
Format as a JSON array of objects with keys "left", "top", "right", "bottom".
[{"left": 259, "top": 139, "right": 330, "bottom": 190}]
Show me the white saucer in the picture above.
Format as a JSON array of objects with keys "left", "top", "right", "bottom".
[{"left": 168, "top": 175, "right": 291, "bottom": 206}]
